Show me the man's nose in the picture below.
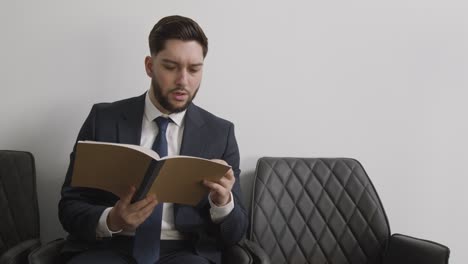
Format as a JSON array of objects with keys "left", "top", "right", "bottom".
[{"left": 175, "top": 69, "right": 188, "bottom": 86}]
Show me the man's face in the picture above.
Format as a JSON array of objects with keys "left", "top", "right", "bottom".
[{"left": 145, "top": 39, "right": 204, "bottom": 113}]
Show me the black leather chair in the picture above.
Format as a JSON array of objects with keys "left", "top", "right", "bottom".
[
  {"left": 233, "top": 157, "right": 450, "bottom": 264},
  {"left": 0, "top": 151, "right": 41, "bottom": 264},
  {"left": 28, "top": 239, "right": 63, "bottom": 264},
  {"left": 29, "top": 157, "right": 451, "bottom": 264}
]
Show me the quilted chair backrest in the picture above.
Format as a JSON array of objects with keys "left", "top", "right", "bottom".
[
  {"left": 250, "top": 158, "right": 390, "bottom": 264},
  {"left": 0, "top": 150, "right": 40, "bottom": 255}
]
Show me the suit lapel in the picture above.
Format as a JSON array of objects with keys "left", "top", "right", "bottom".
[
  {"left": 179, "top": 103, "right": 206, "bottom": 157},
  {"left": 175, "top": 103, "right": 208, "bottom": 227},
  {"left": 117, "top": 93, "right": 146, "bottom": 145}
]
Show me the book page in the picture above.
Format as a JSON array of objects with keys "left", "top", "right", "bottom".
[
  {"left": 148, "top": 157, "right": 230, "bottom": 206},
  {"left": 71, "top": 141, "right": 155, "bottom": 198},
  {"left": 72, "top": 141, "right": 231, "bottom": 205},
  {"left": 79, "top": 140, "right": 161, "bottom": 160}
]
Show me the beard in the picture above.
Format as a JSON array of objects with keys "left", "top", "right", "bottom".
[{"left": 151, "top": 78, "right": 199, "bottom": 113}]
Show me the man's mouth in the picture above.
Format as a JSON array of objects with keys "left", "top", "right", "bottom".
[{"left": 172, "top": 90, "right": 188, "bottom": 101}]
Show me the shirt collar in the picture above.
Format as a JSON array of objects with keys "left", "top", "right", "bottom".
[{"left": 144, "top": 91, "right": 186, "bottom": 126}]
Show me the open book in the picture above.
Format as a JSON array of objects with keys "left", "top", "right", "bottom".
[{"left": 70, "top": 141, "right": 230, "bottom": 206}]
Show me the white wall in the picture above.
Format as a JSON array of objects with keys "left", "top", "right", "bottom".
[{"left": 1, "top": 0, "right": 466, "bottom": 262}]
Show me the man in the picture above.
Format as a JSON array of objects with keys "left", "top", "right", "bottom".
[{"left": 59, "top": 15, "right": 248, "bottom": 264}]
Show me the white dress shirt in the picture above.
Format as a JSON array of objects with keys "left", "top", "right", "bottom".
[{"left": 96, "top": 92, "right": 234, "bottom": 239}]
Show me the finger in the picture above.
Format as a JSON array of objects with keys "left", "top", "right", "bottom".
[
  {"left": 215, "top": 170, "right": 234, "bottom": 185},
  {"left": 138, "top": 197, "right": 159, "bottom": 213},
  {"left": 224, "top": 169, "right": 235, "bottom": 180},
  {"left": 134, "top": 199, "right": 159, "bottom": 220},
  {"left": 218, "top": 169, "right": 235, "bottom": 183},
  {"left": 217, "top": 177, "right": 234, "bottom": 190},
  {"left": 120, "top": 186, "right": 136, "bottom": 205},
  {"left": 127, "top": 194, "right": 156, "bottom": 212},
  {"left": 211, "top": 159, "right": 228, "bottom": 166},
  {"left": 203, "top": 180, "right": 226, "bottom": 194},
  {"left": 128, "top": 199, "right": 159, "bottom": 226},
  {"left": 134, "top": 209, "right": 154, "bottom": 226}
]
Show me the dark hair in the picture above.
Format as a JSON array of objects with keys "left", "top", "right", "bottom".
[{"left": 149, "top": 15, "right": 208, "bottom": 57}]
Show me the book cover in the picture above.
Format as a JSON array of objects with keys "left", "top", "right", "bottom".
[{"left": 70, "top": 141, "right": 230, "bottom": 206}]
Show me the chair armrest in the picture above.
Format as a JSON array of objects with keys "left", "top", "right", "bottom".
[
  {"left": 28, "top": 238, "right": 65, "bottom": 264},
  {"left": 0, "top": 239, "right": 40, "bottom": 264},
  {"left": 383, "top": 233, "right": 450, "bottom": 264},
  {"left": 223, "top": 239, "right": 270, "bottom": 264}
]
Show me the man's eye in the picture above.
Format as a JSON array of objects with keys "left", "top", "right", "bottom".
[
  {"left": 163, "top": 65, "right": 176, "bottom": 70},
  {"left": 189, "top": 68, "right": 200, "bottom": 73}
]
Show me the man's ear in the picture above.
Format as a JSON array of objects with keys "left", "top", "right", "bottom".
[{"left": 144, "top": 56, "right": 154, "bottom": 77}]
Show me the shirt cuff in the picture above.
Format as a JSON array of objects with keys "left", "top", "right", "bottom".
[
  {"left": 96, "top": 207, "right": 122, "bottom": 238},
  {"left": 208, "top": 192, "right": 234, "bottom": 223}
]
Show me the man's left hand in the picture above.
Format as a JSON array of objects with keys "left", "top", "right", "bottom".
[{"left": 203, "top": 159, "right": 235, "bottom": 206}]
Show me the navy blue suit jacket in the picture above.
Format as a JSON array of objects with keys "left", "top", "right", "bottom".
[{"left": 59, "top": 93, "right": 248, "bottom": 263}]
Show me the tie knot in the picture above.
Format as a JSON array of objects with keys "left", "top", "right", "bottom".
[{"left": 154, "top": 116, "right": 171, "bottom": 132}]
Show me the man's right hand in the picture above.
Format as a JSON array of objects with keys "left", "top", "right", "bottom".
[{"left": 107, "top": 186, "right": 159, "bottom": 232}]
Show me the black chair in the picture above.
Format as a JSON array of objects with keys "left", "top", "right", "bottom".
[
  {"left": 28, "top": 238, "right": 64, "bottom": 264},
  {"left": 0, "top": 151, "right": 41, "bottom": 264},
  {"left": 29, "top": 157, "right": 451, "bottom": 264},
  {"left": 234, "top": 157, "right": 449, "bottom": 264}
]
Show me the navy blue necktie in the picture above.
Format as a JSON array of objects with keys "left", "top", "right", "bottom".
[{"left": 133, "top": 116, "right": 170, "bottom": 264}]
